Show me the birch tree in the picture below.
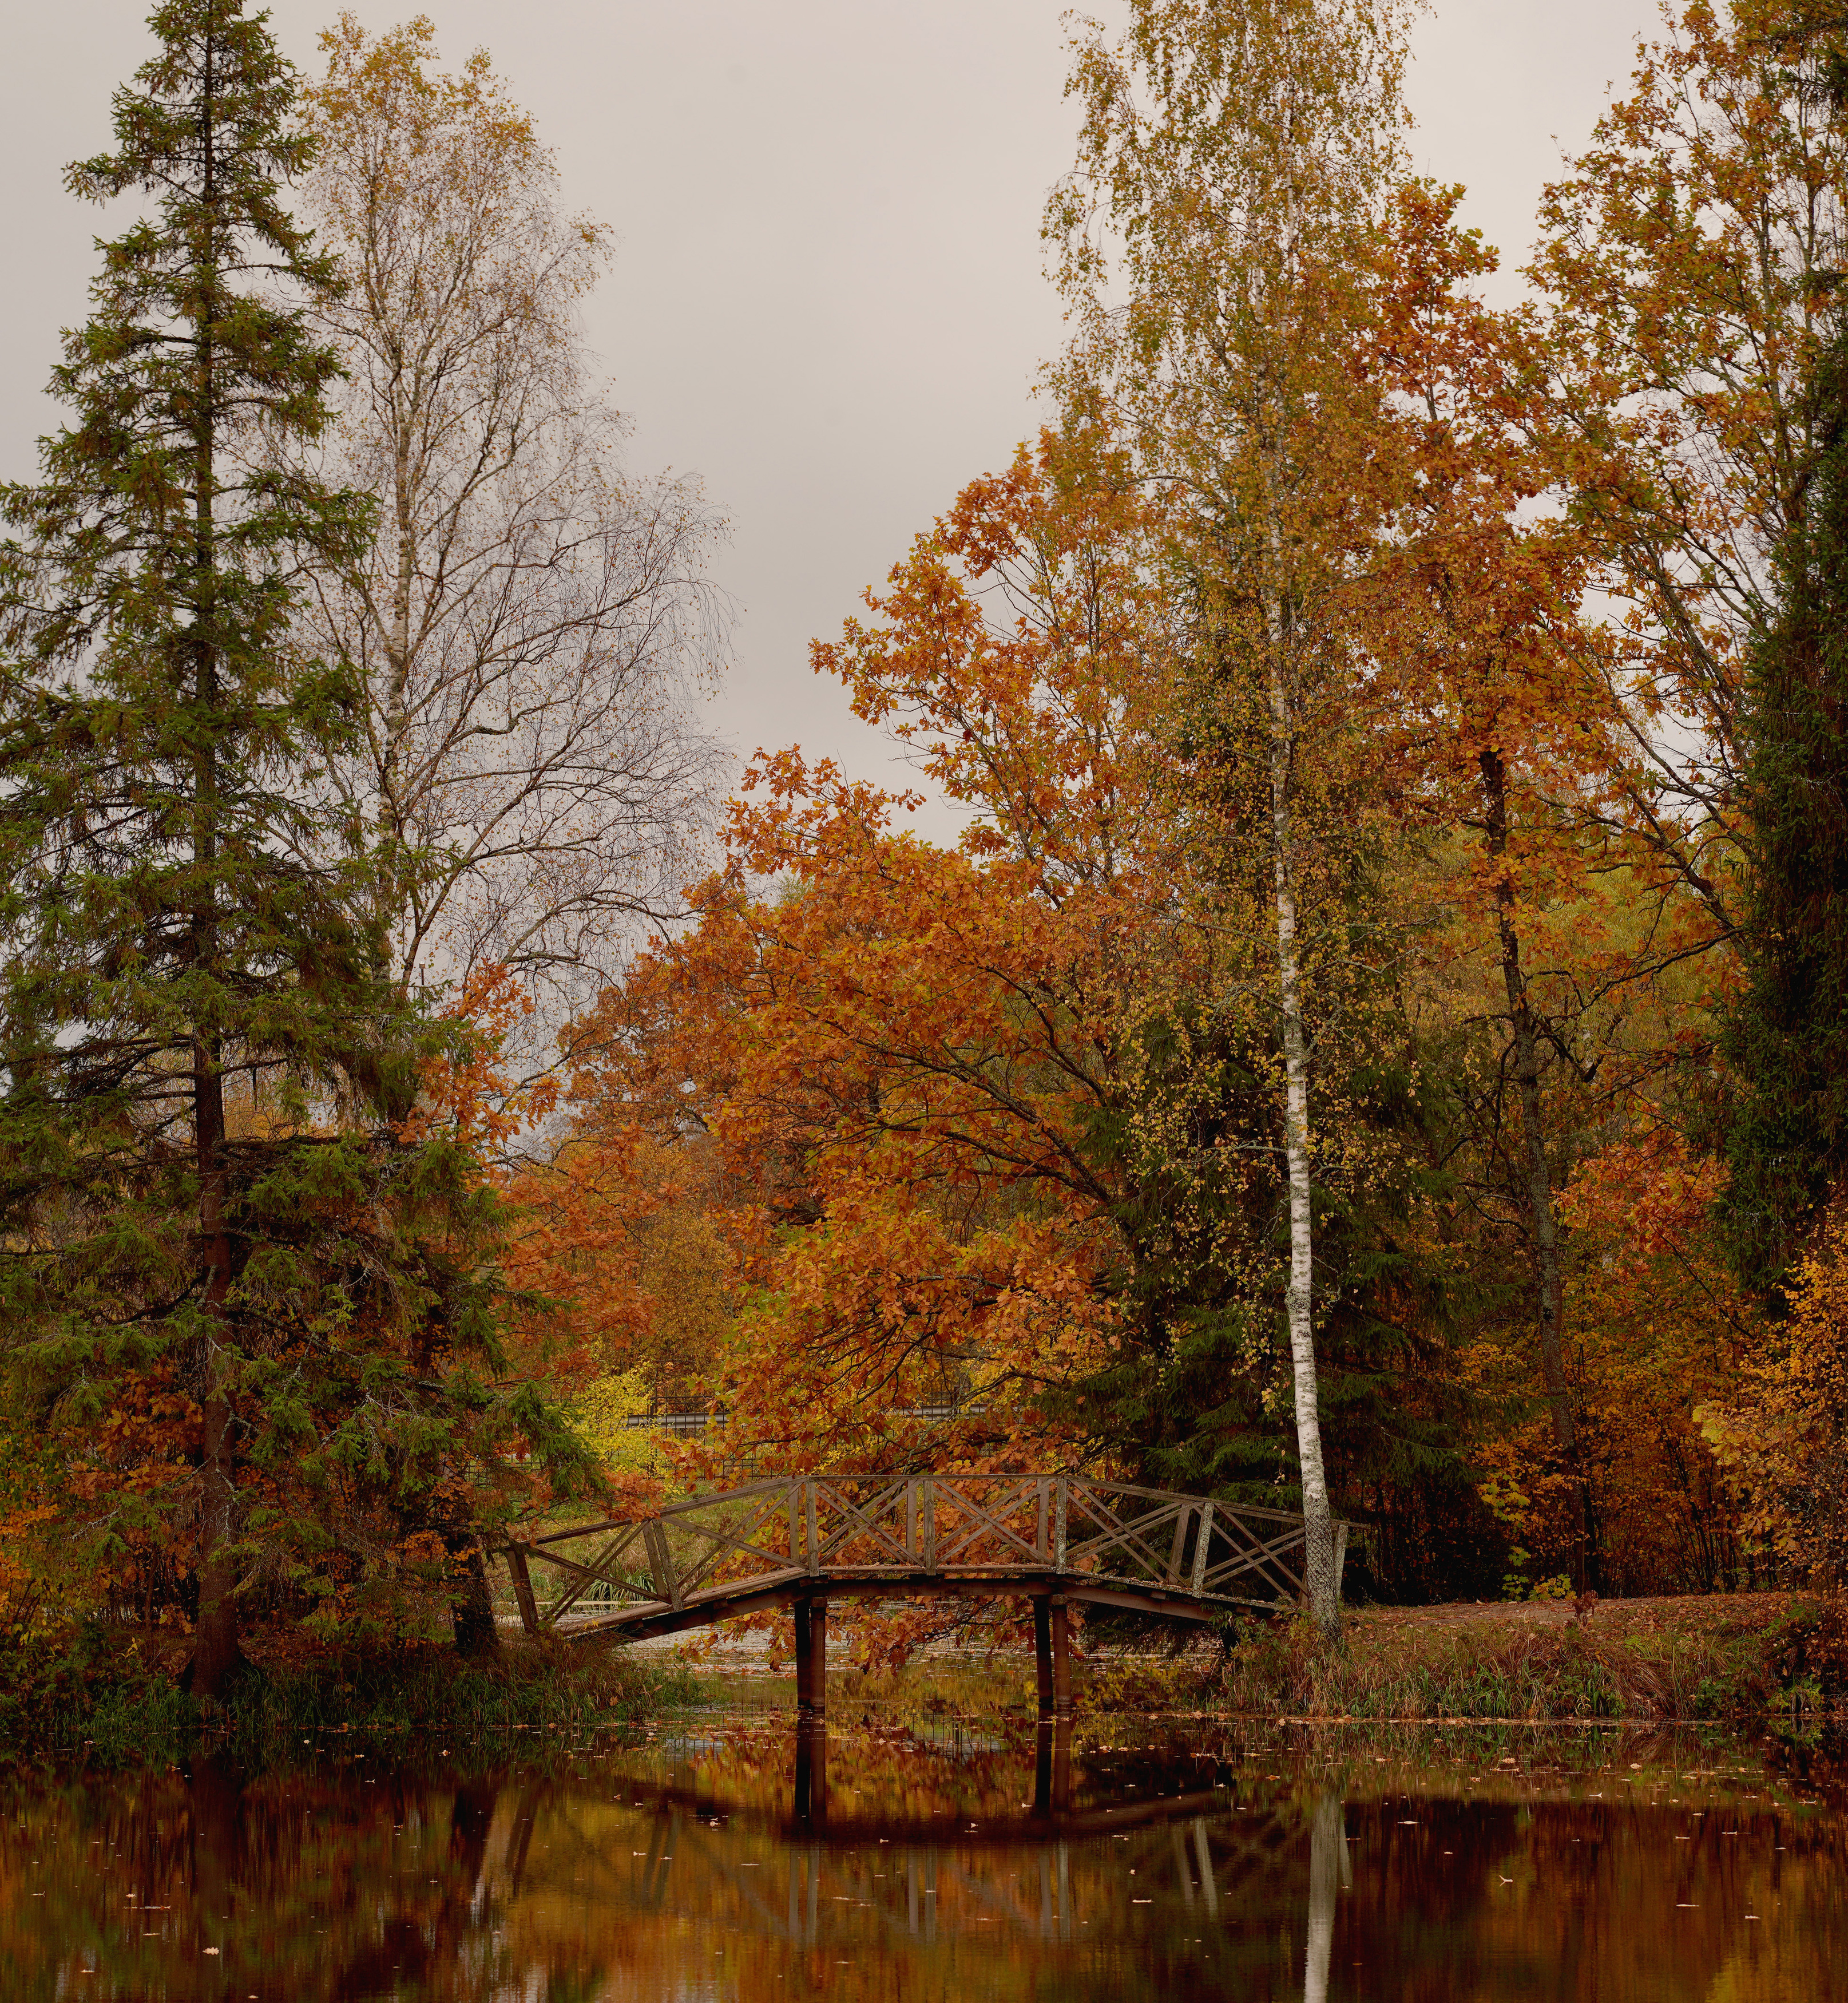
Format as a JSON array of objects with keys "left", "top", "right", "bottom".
[
  {"left": 299, "top": 15, "right": 727, "bottom": 1020},
  {"left": 1047, "top": 0, "right": 1416, "bottom": 1637}
]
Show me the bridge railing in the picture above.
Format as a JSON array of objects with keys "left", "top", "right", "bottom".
[{"left": 504, "top": 1474, "right": 1349, "bottom": 1636}]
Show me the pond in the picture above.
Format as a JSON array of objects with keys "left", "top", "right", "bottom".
[{"left": 1, "top": 1704, "right": 1842, "bottom": 2000}]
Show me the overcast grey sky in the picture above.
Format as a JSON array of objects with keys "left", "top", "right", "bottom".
[{"left": 1, "top": 0, "right": 1661, "bottom": 839}]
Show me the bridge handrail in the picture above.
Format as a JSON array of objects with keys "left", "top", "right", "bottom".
[{"left": 502, "top": 1473, "right": 1349, "bottom": 1639}]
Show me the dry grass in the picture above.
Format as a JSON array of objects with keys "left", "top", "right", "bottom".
[{"left": 1204, "top": 1593, "right": 1846, "bottom": 1724}]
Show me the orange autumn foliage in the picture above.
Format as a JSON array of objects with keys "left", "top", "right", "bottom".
[
  {"left": 550, "top": 440, "right": 1200, "bottom": 1478},
  {"left": 1701, "top": 1194, "right": 1848, "bottom": 1586}
]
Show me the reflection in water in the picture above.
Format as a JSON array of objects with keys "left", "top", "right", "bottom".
[
  {"left": 792, "top": 1718, "right": 825, "bottom": 1826},
  {"left": 1, "top": 1724, "right": 1843, "bottom": 2000},
  {"left": 1032, "top": 1714, "right": 1074, "bottom": 1816},
  {"left": 1304, "top": 1792, "right": 1348, "bottom": 2003}
]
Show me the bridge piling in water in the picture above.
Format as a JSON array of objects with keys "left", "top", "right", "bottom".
[
  {"left": 794, "top": 1597, "right": 828, "bottom": 1719},
  {"left": 1033, "top": 1595, "right": 1073, "bottom": 1718},
  {"left": 1032, "top": 1714, "right": 1074, "bottom": 1816}
]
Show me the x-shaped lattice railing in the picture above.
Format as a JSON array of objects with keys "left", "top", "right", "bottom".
[{"left": 504, "top": 1475, "right": 1350, "bottom": 1638}]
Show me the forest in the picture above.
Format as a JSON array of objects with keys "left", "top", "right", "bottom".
[{"left": 3, "top": 0, "right": 1847, "bottom": 1708}]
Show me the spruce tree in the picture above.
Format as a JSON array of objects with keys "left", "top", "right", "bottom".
[
  {"left": 1722, "top": 19, "right": 1848, "bottom": 1295},
  {"left": 1724, "top": 314, "right": 1848, "bottom": 1295},
  {"left": 0, "top": 1, "right": 569, "bottom": 1697}
]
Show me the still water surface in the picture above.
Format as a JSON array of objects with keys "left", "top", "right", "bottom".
[{"left": 1, "top": 1709, "right": 1842, "bottom": 2000}]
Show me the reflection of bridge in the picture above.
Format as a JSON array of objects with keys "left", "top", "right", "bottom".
[
  {"left": 509, "top": 1748, "right": 1320, "bottom": 1951},
  {"left": 504, "top": 1472, "right": 1347, "bottom": 1717},
  {"left": 614, "top": 1800, "right": 1240, "bottom": 1946}
]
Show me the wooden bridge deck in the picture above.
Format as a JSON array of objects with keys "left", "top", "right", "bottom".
[{"left": 502, "top": 1474, "right": 1347, "bottom": 1649}]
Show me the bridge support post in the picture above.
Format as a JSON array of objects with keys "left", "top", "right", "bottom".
[
  {"left": 1050, "top": 1595, "right": 1072, "bottom": 1716},
  {"left": 1034, "top": 1598, "right": 1054, "bottom": 1717},
  {"left": 505, "top": 1544, "right": 540, "bottom": 1636},
  {"left": 795, "top": 1596, "right": 827, "bottom": 1720},
  {"left": 1034, "top": 1594, "right": 1072, "bottom": 1716}
]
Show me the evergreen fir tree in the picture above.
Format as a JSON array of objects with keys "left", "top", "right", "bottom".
[
  {"left": 0, "top": 0, "right": 578, "bottom": 1698},
  {"left": 1724, "top": 315, "right": 1848, "bottom": 1295},
  {"left": 1723, "top": 20, "right": 1848, "bottom": 1295}
]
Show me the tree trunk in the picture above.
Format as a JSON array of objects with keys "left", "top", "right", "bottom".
[
  {"left": 192, "top": 1378, "right": 241, "bottom": 1699},
  {"left": 377, "top": 406, "right": 417, "bottom": 1000},
  {"left": 449, "top": 1542, "right": 501, "bottom": 1658},
  {"left": 1270, "top": 647, "right": 1341, "bottom": 1642},
  {"left": 1481, "top": 747, "right": 1588, "bottom": 1584},
  {"left": 188, "top": 38, "right": 242, "bottom": 1703}
]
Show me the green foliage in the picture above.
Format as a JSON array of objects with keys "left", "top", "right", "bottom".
[
  {"left": 1725, "top": 323, "right": 1848, "bottom": 1291},
  {"left": 0, "top": 1622, "right": 699, "bottom": 1768},
  {"left": 1058, "top": 989, "right": 1479, "bottom": 1597},
  {"left": 0, "top": 0, "right": 585, "bottom": 1665},
  {"left": 1763, "top": 1598, "right": 1848, "bottom": 1707},
  {"left": 0, "top": 1625, "right": 196, "bottom": 1765},
  {"left": 220, "top": 1644, "right": 699, "bottom": 1763}
]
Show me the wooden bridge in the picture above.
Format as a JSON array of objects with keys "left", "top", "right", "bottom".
[{"left": 503, "top": 1474, "right": 1346, "bottom": 1716}]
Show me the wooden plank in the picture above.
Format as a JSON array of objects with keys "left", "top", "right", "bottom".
[
  {"left": 559, "top": 1570, "right": 1254, "bottom": 1644},
  {"left": 1205, "top": 1515, "right": 1308, "bottom": 1572},
  {"left": 505, "top": 1543, "right": 541, "bottom": 1634},
  {"left": 658, "top": 1490, "right": 802, "bottom": 1597},
  {"left": 655, "top": 1476, "right": 794, "bottom": 1519},
  {"left": 526, "top": 1537, "right": 655, "bottom": 1624},
  {"left": 1077, "top": 1480, "right": 1310, "bottom": 1524},
  {"left": 1191, "top": 1503, "right": 1214, "bottom": 1593},
  {"left": 1198, "top": 1518, "right": 1303, "bottom": 1578},
  {"left": 516, "top": 1473, "right": 1345, "bottom": 1645},
  {"left": 526, "top": 1525, "right": 648, "bottom": 1582},
  {"left": 1201, "top": 1523, "right": 1308, "bottom": 1599},
  {"left": 1063, "top": 1481, "right": 1168, "bottom": 1556},
  {"left": 553, "top": 1521, "right": 648, "bottom": 1580},
  {"left": 526, "top": 1518, "right": 641, "bottom": 1546},
  {"left": 642, "top": 1518, "right": 682, "bottom": 1609},
  {"left": 933, "top": 1479, "right": 1044, "bottom": 1565},
  {"left": 809, "top": 1479, "right": 911, "bottom": 1567},
  {"left": 1064, "top": 1492, "right": 1189, "bottom": 1581},
  {"left": 1202, "top": 1535, "right": 1305, "bottom": 1599}
]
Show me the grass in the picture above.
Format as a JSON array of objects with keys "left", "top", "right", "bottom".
[
  {"left": 651, "top": 1592, "right": 1848, "bottom": 1732},
  {"left": 1197, "top": 1593, "right": 1848, "bottom": 1725},
  {"left": 35, "top": 1589, "right": 1823, "bottom": 1769},
  {"left": 0, "top": 1622, "right": 705, "bottom": 1770}
]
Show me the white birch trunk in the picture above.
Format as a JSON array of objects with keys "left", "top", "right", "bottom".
[{"left": 1268, "top": 624, "right": 1342, "bottom": 1642}]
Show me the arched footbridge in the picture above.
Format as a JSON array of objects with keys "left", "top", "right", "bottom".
[{"left": 503, "top": 1475, "right": 1349, "bottom": 1713}]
